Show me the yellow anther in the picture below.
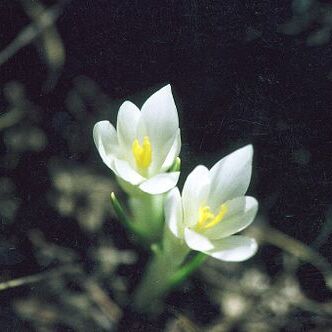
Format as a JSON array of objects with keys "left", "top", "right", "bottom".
[
  {"left": 195, "top": 204, "right": 228, "bottom": 232},
  {"left": 132, "top": 136, "right": 152, "bottom": 169}
]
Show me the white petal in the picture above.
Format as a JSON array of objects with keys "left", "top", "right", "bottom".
[
  {"left": 208, "top": 145, "right": 253, "bottom": 210},
  {"left": 161, "top": 129, "right": 181, "bottom": 171},
  {"left": 139, "top": 172, "right": 180, "bottom": 194},
  {"left": 204, "top": 196, "right": 258, "bottom": 239},
  {"left": 165, "top": 188, "right": 183, "bottom": 238},
  {"left": 93, "top": 121, "right": 118, "bottom": 170},
  {"left": 116, "top": 101, "right": 141, "bottom": 156},
  {"left": 140, "top": 85, "right": 179, "bottom": 172},
  {"left": 184, "top": 228, "right": 215, "bottom": 251},
  {"left": 205, "top": 236, "right": 257, "bottom": 262},
  {"left": 182, "top": 165, "right": 211, "bottom": 227},
  {"left": 114, "top": 159, "right": 145, "bottom": 185}
]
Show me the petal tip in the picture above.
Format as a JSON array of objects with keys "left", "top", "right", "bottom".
[
  {"left": 93, "top": 120, "right": 110, "bottom": 131},
  {"left": 238, "top": 144, "right": 254, "bottom": 159},
  {"left": 246, "top": 196, "right": 259, "bottom": 209},
  {"left": 160, "top": 83, "right": 172, "bottom": 92},
  {"left": 138, "top": 172, "right": 179, "bottom": 195},
  {"left": 119, "top": 100, "right": 139, "bottom": 110},
  {"left": 150, "top": 84, "right": 174, "bottom": 102},
  {"left": 184, "top": 228, "right": 214, "bottom": 251}
]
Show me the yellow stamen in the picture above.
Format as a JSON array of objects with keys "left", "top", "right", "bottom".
[
  {"left": 132, "top": 136, "right": 152, "bottom": 169},
  {"left": 195, "top": 204, "right": 228, "bottom": 232}
]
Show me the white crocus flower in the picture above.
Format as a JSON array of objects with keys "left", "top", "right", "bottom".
[
  {"left": 93, "top": 85, "right": 181, "bottom": 195},
  {"left": 165, "top": 145, "right": 258, "bottom": 262}
]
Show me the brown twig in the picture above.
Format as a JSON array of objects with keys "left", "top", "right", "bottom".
[
  {"left": 83, "top": 279, "right": 122, "bottom": 323},
  {"left": 0, "top": 264, "right": 81, "bottom": 292},
  {"left": 0, "top": 0, "right": 70, "bottom": 67}
]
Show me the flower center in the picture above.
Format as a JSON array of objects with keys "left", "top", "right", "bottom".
[
  {"left": 132, "top": 136, "right": 152, "bottom": 170},
  {"left": 194, "top": 204, "right": 228, "bottom": 232}
]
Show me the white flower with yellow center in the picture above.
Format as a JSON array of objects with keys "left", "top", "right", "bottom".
[
  {"left": 165, "top": 145, "right": 258, "bottom": 262},
  {"left": 93, "top": 85, "right": 181, "bottom": 195}
]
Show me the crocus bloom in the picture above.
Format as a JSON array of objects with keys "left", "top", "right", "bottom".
[
  {"left": 165, "top": 145, "right": 258, "bottom": 262},
  {"left": 93, "top": 85, "right": 181, "bottom": 195}
]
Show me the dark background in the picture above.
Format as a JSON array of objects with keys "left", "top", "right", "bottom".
[{"left": 1, "top": 0, "right": 332, "bottom": 330}]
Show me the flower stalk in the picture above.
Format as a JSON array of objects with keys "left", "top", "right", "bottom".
[
  {"left": 128, "top": 192, "right": 165, "bottom": 243},
  {"left": 111, "top": 191, "right": 165, "bottom": 244},
  {"left": 133, "top": 229, "right": 190, "bottom": 313}
]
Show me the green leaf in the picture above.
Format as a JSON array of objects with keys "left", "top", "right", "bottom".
[
  {"left": 168, "top": 252, "right": 207, "bottom": 288},
  {"left": 110, "top": 192, "right": 146, "bottom": 240}
]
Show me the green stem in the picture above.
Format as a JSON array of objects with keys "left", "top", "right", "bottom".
[
  {"left": 133, "top": 229, "right": 206, "bottom": 313},
  {"left": 116, "top": 177, "right": 165, "bottom": 244},
  {"left": 129, "top": 193, "right": 164, "bottom": 243},
  {"left": 133, "top": 245, "right": 188, "bottom": 313}
]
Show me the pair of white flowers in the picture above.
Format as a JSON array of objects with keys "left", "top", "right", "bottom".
[{"left": 94, "top": 85, "right": 258, "bottom": 262}]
